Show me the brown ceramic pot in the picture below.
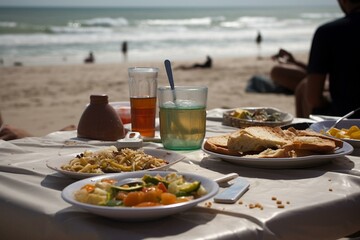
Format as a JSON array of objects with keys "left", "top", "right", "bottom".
[{"left": 77, "top": 94, "right": 125, "bottom": 141}]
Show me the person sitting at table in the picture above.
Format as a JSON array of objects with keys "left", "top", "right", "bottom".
[
  {"left": 295, "top": 0, "right": 360, "bottom": 118},
  {"left": 245, "top": 48, "right": 314, "bottom": 95},
  {"left": 270, "top": 49, "right": 308, "bottom": 94},
  {"left": 175, "top": 55, "right": 212, "bottom": 70},
  {"left": 245, "top": 49, "right": 309, "bottom": 95}
]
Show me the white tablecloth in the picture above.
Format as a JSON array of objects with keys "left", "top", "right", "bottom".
[{"left": 0, "top": 119, "right": 360, "bottom": 240}]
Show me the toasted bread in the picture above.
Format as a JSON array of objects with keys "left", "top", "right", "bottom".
[
  {"left": 227, "top": 126, "right": 291, "bottom": 153},
  {"left": 287, "top": 136, "right": 336, "bottom": 153},
  {"left": 203, "top": 135, "right": 240, "bottom": 156},
  {"left": 287, "top": 127, "right": 343, "bottom": 148}
]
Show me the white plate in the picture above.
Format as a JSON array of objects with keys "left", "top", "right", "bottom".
[
  {"left": 202, "top": 141, "right": 353, "bottom": 169},
  {"left": 47, "top": 148, "right": 185, "bottom": 179},
  {"left": 61, "top": 171, "right": 219, "bottom": 221},
  {"left": 310, "top": 120, "right": 360, "bottom": 148}
]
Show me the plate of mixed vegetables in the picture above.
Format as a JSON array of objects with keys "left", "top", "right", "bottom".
[
  {"left": 61, "top": 171, "right": 219, "bottom": 221},
  {"left": 222, "top": 107, "right": 293, "bottom": 128}
]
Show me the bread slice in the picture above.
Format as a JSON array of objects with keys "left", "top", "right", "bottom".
[
  {"left": 287, "top": 136, "right": 336, "bottom": 153},
  {"left": 203, "top": 135, "right": 240, "bottom": 156},
  {"left": 287, "top": 127, "right": 343, "bottom": 148},
  {"left": 227, "top": 126, "right": 291, "bottom": 153}
]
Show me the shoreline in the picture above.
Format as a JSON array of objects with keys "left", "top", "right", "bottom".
[{"left": 0, "top": 53, "right": 307, "bottom": 136}]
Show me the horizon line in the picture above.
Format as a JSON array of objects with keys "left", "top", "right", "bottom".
[{"left": 0, "top": 4, "right": 337, "bottom": 8}]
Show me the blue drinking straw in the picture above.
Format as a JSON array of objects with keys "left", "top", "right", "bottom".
[{"left": 164, "top": 59, "right": 177, "bottom": 103}]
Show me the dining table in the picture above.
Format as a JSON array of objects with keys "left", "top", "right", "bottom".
[{"left": 1, "top": 109, "right": 360, "bottom": 240}]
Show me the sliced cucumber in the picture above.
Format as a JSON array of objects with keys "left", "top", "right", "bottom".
[
  {"left": 169, "top": 180, "right": 201, "bottom": 196},
  {"left": 142, "top": 174, "right": 169, "bottom": 187},
  {"left": 178, "top": 181, "right": 201, "bottom": 193}
]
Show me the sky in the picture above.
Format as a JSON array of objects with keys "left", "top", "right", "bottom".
[{"left": 0, "top": 0, "right": 338, "bottom": 7}]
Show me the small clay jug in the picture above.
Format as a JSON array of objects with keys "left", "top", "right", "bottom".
[{"left": 77, "top": 94, "right": 125, "bottom": 141}]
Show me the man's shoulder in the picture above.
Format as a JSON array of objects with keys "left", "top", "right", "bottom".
[
  {"left": 318, "top": 17, "right": 346, "bottom": 30},
  {"left": 317, "top": 13, "right": 360, "bottom": 31},
  {"left": 312, "top": 16, "right": 352, "bottom": 38}
]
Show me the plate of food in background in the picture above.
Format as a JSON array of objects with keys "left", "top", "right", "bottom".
[
  {"left": 222, "top": 107, "right": 293, "bottom": 128},
  {"left": 310, "top": 119, "right": 360, "bottom": 148},
  {"left": 46, "top": 146, "right": 185, "bottom": 179}
]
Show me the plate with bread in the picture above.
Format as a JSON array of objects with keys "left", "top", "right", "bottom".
[
  {"left": 222, "top": 107, "right": 293, "bottom": 128},
  {"left": 202, "top": 126, "right": 353, "bottom": 168}
]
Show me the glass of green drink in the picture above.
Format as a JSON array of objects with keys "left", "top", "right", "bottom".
[{"left": 158, "top": 86, "right": 208, "bottom": 150}]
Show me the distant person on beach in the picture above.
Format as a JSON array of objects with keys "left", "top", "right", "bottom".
[
  {"left": 256, "top": 31, "right": 263, "bottom": 59},
  {"left": 295, "top": 0, "right": 360, "bottom": 118},
  {"left": 121, "top": 41, "right": 128, "bottom": 61},
  {"left": 175, "top": 55, "right": 212, "bottom": 70},
  {"left": 84, "top": 51, "right": 95, "bottom": 64},
  {"left": 256, "top": 31, "right": 262, "bottom": 45}
]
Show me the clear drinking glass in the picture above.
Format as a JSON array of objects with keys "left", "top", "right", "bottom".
[
  {"left": 128, "top": 67, "right": 158, "bottom": 137},
  {"left": 158, "top": 86, "right": 208, "bottom": 150}
]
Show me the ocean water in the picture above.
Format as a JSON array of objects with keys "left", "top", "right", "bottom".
[{"left": 0, "top": 6, "right": 342, "bottom": 66}]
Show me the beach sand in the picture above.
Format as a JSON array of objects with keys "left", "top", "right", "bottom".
[{"left": 0, "top": 53, "right": 307, "bottom": 137}]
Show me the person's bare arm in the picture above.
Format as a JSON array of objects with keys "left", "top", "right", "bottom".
[
  {"left": 0, "top": 125, "right": 33, "bottom": 140},
  {"left": 0, "top": 124, "right": 76, "bottom": 141},
  {"left": 272, "top": 49, "right": 307, "bottom": 70},
  {"left": 0, "top": 110, "right": 76, "bottom": 140},
  {"left": 305, "top": 73, "right": 327, "bottom": 110}
]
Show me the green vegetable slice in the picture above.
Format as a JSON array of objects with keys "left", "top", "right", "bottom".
[
  {"left": 142, "top": 174, "right": 169, "bottom": 187},
  {"left": 178, "top": 181, "right": 201, "bottom": 193}
]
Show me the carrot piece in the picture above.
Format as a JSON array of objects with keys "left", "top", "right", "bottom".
[
  {"left": 160, "top": 193, "right": 177, "bottom": 205},
  {"left": 123, "top": 192, "right": 144, "bottom": 206}
]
